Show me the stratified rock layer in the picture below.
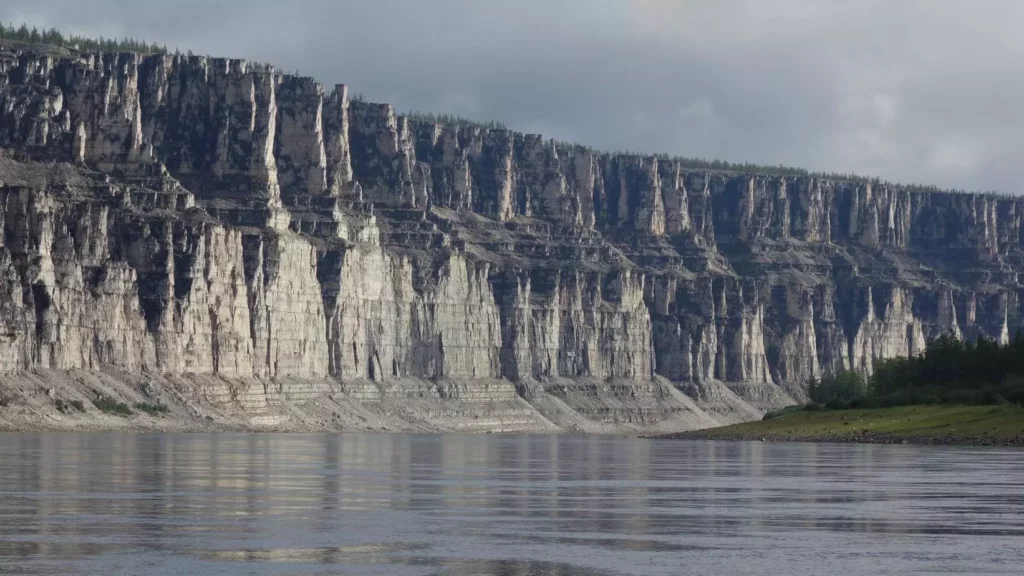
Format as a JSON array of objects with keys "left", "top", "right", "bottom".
[{"left": 0, "top": 45, "right": 1019, "bottom": 432}]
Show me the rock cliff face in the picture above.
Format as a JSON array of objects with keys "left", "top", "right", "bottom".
[{"left": 0, "top": 45, "right": 1019, "bottom": 432}]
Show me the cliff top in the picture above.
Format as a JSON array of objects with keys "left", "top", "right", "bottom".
[{"left": 0, "top": 20, "right": 1006, "bottom": 200}]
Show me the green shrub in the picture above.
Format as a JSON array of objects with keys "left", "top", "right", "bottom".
[
  {"left": 850, "top": 396, "right": 882, "bottom": 409},
  {"left": 825, "top": 399, "right": 851, "bottom": 410},
  {"left": 93, "top": 397, "right": 133, "bottom": 416},
  {"left": 55, "top": 399, "right": 87, "bottom": 414},
  {"left": 134, "top": 402, "right": 169, "bottom": 416},
  {"left": 763, "top": 404, "right": 807, "bottom": 419}
]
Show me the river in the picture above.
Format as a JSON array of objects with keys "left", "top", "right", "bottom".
[{"left": 0, "top": 433, "right": 1021, "bottom": 575}]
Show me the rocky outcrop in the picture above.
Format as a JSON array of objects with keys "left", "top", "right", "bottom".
[{"left": 0, "top": 43, "right": 1019, "bottom": 432}]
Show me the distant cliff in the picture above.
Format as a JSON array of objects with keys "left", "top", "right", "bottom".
[{"left": 0, "top": 45, "right": 1017, "bottom": 433}]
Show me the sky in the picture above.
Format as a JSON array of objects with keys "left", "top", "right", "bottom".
[{"left": 1, "top": 0, "right": 1021, "bottom": 193}]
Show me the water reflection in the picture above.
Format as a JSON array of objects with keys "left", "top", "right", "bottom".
[{"left": 0, "top": 433, "right": 1022, "bottom": 575}]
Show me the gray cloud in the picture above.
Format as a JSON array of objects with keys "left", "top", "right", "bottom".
[{"left": 2, "top": 0, "right": 1021, "bottom": 193}]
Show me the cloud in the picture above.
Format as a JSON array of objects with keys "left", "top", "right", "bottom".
[
  {"left": 1, "top": 0, "right": 1021, "bottom": 193},
  {"left": 927, "top": 137, "right": 986, "bottom": 178}
]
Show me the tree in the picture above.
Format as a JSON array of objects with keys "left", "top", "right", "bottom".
[
  {"left": 0, "top": 20, "right": 172, "bottom": 54},
  {"left": 807, "top": 377, "right": 821, "bottom": 403},
  {"left": 808, "top": 370, "right": 867, "bottom": 404}
]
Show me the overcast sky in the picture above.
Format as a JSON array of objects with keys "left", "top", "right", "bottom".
[{"left": 2, "top": 1, "right": 1020, "bottom": 193}]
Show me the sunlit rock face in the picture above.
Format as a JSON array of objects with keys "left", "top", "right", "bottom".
[{"left": 0, "top": 44, "right": 1020, "bottom": 431}]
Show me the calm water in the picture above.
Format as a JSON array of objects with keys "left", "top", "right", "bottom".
[{"left": 0, "top": 434, "right": 1021, "bottom": 575}]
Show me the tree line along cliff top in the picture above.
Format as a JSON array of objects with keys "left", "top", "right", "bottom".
[
  {"left": 2, "top": 19, "right": 1012, "bottom": 200},
  {"left": 0, "top": 20, "right": 167, "bottom": 56}
]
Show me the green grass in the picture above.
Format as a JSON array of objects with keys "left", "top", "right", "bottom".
[
  {"left": 694, "top": 405, "right": 1024, "bottom": 443},
  {"left": 134, "top": 402, "right": 169, "bottom": 416},
  {"left": 93, "top": 397, "right": 133, "bottom": 416}
]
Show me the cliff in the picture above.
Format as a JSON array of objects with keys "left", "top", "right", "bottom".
[{"left": 0, "top": 45, "right": 1018, "bottom": 433}]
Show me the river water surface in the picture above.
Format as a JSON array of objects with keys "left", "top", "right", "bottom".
[{"left": 0, "top": 433, "right": 1021, "bottom": 575}]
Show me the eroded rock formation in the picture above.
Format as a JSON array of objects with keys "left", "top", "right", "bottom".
[{"left": 0, "top": 45, "right": 1017, "bottom": 432}]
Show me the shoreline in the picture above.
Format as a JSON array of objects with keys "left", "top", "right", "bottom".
[
  {"left": 652, "top": 430, "right": 1024, "bottom": 447},
  {"left": 650, "top": 404, "right": 1024, "bottom": 447}
]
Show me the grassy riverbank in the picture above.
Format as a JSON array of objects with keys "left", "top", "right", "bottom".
[{"left": 661, "top": 404, "right": 1024, "bottom": 445}]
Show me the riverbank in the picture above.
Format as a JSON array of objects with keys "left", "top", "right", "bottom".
[{"left": 655, "top": 405, "right": 1024, "bottom": 445}]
